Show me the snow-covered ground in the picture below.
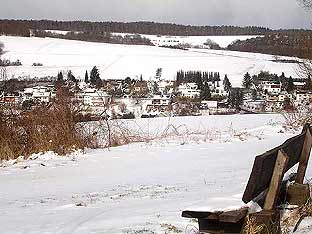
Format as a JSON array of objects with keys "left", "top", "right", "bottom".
[
  {"left": 113, "top": 33, "right": 261, "bottom": 48},
  {"left": 1, "top": 114, "right": 311, "bottom": 234},
  {"left": 0, "top": 36, "right": 298, "bottom": 87}
]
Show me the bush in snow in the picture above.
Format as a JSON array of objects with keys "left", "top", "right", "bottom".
[{"left": 0, "top": 87, "right": 96, "bottom": 161}]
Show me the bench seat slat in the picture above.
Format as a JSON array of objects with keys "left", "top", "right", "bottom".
[
  {"left": 182, "top": 210, "right": 222, "bottom": 219},
  {"left": 219, "top": 207, "right": 248, "bottom": 223}
]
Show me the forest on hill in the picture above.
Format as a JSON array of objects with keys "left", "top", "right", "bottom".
[
  {"left": 1, "top": 19, "right": 312, "bottom": 58},
  {"left": 227, "top": 31, "right": 312, "bottom": 58},
  {"left": 0, "top": 19, "right": 271, "bottom": 36}
]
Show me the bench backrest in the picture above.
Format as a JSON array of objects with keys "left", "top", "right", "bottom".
[{"left": 242, "top": 124, "right": 312, "bottom": 205}]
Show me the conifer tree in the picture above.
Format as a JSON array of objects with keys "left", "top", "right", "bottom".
[
  {"left": 228, "top": 88, "right": 244, "bottom": 110},
  {"left": 67, "top": 70, "right": 77, "bottom": 83},
  {"left": 223, "top": 75, "right": 232, "bottom": 92},
  {"left": 242, "top": 72, "right": 253, "bottom": 89},
  {"left": 286, "top": 76, "right": 295, "bottom": 92},
  {"left": 152, "top": 81, "right": 160, "bottom": 94},
  {"left": 84, "top": 70, "right": 89, "bottom": 83},
  {"left": 90, "top": 66, "right": 101, "bottom": 87},
  {"left": 200, "top": 82, "right": 211, "bottom": 101},
  {"left": 304, "top": 75, "right": 312, "bottom": 90},
  {"left": 57, "top": 71, "right": 63, "bottom": 81}
]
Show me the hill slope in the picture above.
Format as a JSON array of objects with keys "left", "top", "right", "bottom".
[{"left": 0, "top": 36, "right": 300, "bottom": 87}]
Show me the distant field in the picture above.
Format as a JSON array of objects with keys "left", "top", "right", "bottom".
[
  {"left": 113, "top": 32, "right": 262, "bottom": 48},
  {"left": 0, "top": 35, "right": 299, "bottom": 87}
]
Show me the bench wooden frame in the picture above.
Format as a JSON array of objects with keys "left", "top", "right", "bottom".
[{"left": 182, "top": 124, "right": 312, "bottom": 234}]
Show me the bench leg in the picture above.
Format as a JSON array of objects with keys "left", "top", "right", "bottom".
[
  {"left": 198, "top": 218, "right": 245, "bottom": 234},
  {"left": 244, "top": 210, "right": 280, "bottom": 234},
  {"left": 286, "top": 183, "right": 310, "bottom": 206}
]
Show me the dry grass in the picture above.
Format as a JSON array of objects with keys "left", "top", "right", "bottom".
[
  {"left": 0, "top": 88, "right": 95, "bottom": 161},
  {"left": 243, "top": 216, "right": 265, "bottom": 234},
  {"left": 281, "top": 198, "right": 312, "bottom": 233}
]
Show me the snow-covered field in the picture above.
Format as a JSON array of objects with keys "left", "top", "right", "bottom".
[
  {"left": 113, "top": 33, "right": 261, "bottom": 48},
  {"left": 0, "top": 36, "right": 299, "bottom": 87},
  {"left": 1, "top": 114, "right": 311, "bottom": 234}
]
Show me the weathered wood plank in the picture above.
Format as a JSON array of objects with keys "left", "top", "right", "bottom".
[
  {"left": 219, "top": 207, "right": 248, "bottom": 223},
  {"left": 182, "top": 210, "right": 221, "bottom": 219},
  {"left": 296, "top": 127, "right": 312, "bottom": 184},
  {"left": 242, "top": 129, "right": 307, "bottom": 203},
  {"left": 253, "top": 173, "right": 296, "bottom": 208},
  {"left": 263, "top": 149, "right": 289, "bottom": 210},
  {"left": 286, "top": 182, "right": 310, "bottom": 206}
]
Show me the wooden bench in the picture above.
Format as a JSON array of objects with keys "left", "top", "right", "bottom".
[{"left": 182, "top": 124, "right": 312, "bottom": 234}]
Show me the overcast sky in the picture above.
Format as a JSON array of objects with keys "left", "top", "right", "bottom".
[{"left": 1, "top": 0, "right": 312, "bottom": 29}]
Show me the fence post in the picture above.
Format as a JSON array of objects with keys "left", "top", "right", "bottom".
[
  {"left": 264, "top": 149, "right": 289, "bottom": 210},
  {"left": 296, "top": 127, "right": 312, "bottom": 184}
]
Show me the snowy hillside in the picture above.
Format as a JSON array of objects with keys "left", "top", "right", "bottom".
[
  {"left": 1, "top": 114, "right": 311, "bottom": 234},
  {"left": 0, "top": 36, "right": 299, "bottom": 87},
  {"left": 113, "top": 33, "right": 261, "bottom": 48}
]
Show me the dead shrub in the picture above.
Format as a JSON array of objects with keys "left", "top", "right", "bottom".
[
  {"left": 0, "top": 111, "right": 24, "bottom": 160},
  {"left": 281, "top": 198, "right": 312, "bottom": 233},
  {"left": 281, "top": 104, "right": 312, "bottom": 129},
  {"left": 0, "top": 87, "right": 95, "bottom": 161},
  {"left": 91, "top": 118, "right": 148, "bottom": 149}
]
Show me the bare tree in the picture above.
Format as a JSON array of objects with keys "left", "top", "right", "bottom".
[
  {"left": 298, "top": 0, "right": 312, "bottom": 8},
  {"left": 0, "top": 41, "right": 4, "bottom": 56},
  {"left": 295, "top": 1, "right": 312, "bottom": 78},
  {"left": 297, "top": 56, "right": 312, "bottom": 78},
  {"left": 0, "top": 41, "right": 6, "bottom": 82}
]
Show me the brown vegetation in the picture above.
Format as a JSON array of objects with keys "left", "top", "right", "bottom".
[{"left": 0, "top": 87, "right": 95, "bottom": 161}]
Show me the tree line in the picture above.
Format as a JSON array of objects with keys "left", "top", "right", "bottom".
[
  {"left": 227, "top": 31, "right": 312, "bottom": 59},
  {"left": 176, "top": 70, "right": 221, "bottom": 84},
  {"left": 0, "top": 19, "right": 271, "bottom": 37},
  {"left": 32, "top": 30, "right": 153, "bottom": 46}
]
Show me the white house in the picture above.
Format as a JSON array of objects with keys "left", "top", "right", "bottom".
[
  {"left": 200, "top": 100, "right": 218, "bottom": 109},
  {"left": 23, "top": 86, "right": 54, "bottom": 103},
  {"left": 178, "top": 83, "right": 200, "bottom": 98},
  {"left": 146, "top": 95, "right": 171, "bottom": 113},
  {"left": 294, "top": 81, "right": 306, "bottom": 90},
  {"left": 243, "top": 100, "right": 266, "bottom": 112},
  {"left": 261, "top": 81, "right": 282, "bottom": 95},
  {"left": 157, "top": 80, "right": 174, "bottom": 95},
  {"left": 76, "top": 88, "right": 111, "bottom": 107},
  {"left": 212, "top": 85, "right": 227, "bottom": 97},
  {"left": 295, "top": 91, "right": 312, "bottom": 104}
]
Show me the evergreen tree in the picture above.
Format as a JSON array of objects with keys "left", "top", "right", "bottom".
[
  {"left": 286, "top": 76, "right": 295, "bottom": 92},
  {"left": 304, "top": 75, "right": 312, "bottom": 90},
  {"left": 67, "top": 70, "right": 77, "bottom": 83},
  {"left": 228, "top": 88, "right": 244, "bottom": 110},
  {"left": 251, "top": 89, "right": 257, "bottom": 100},
  {"left": 200, "top": 82, "right": 211, "bottom": 101},
  {"left": 57, "top": 71, "right": 63, "bottom": 82},
  {"left": 84, "top": 70, "right": 89, "bottom": 83},
  {"left": 195, "top": 73, "right": 203, "bottom": 90},
  {"left": 242, "top": 72, "right": 253, "bottom": 89},
  {"left": 223, "top": 75, "right": 232, "bottom": 92},
  {"left": 152, "top": 81, "right": 160, "bottom": 94},
  {"left": 125, "top": 77, "right": 132, "bottom": 85},
  {"left": 279, "top": 72, "right": 287, "bottom": 90},
  {"left": 155, "top": 68, "right": 162, "bottom": 80},
  {"left": 90, "top": 66, "right": 101, "bottom": 87},
  {"left": 55, "top": 71, "right": 65, "bottom": 89}
]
